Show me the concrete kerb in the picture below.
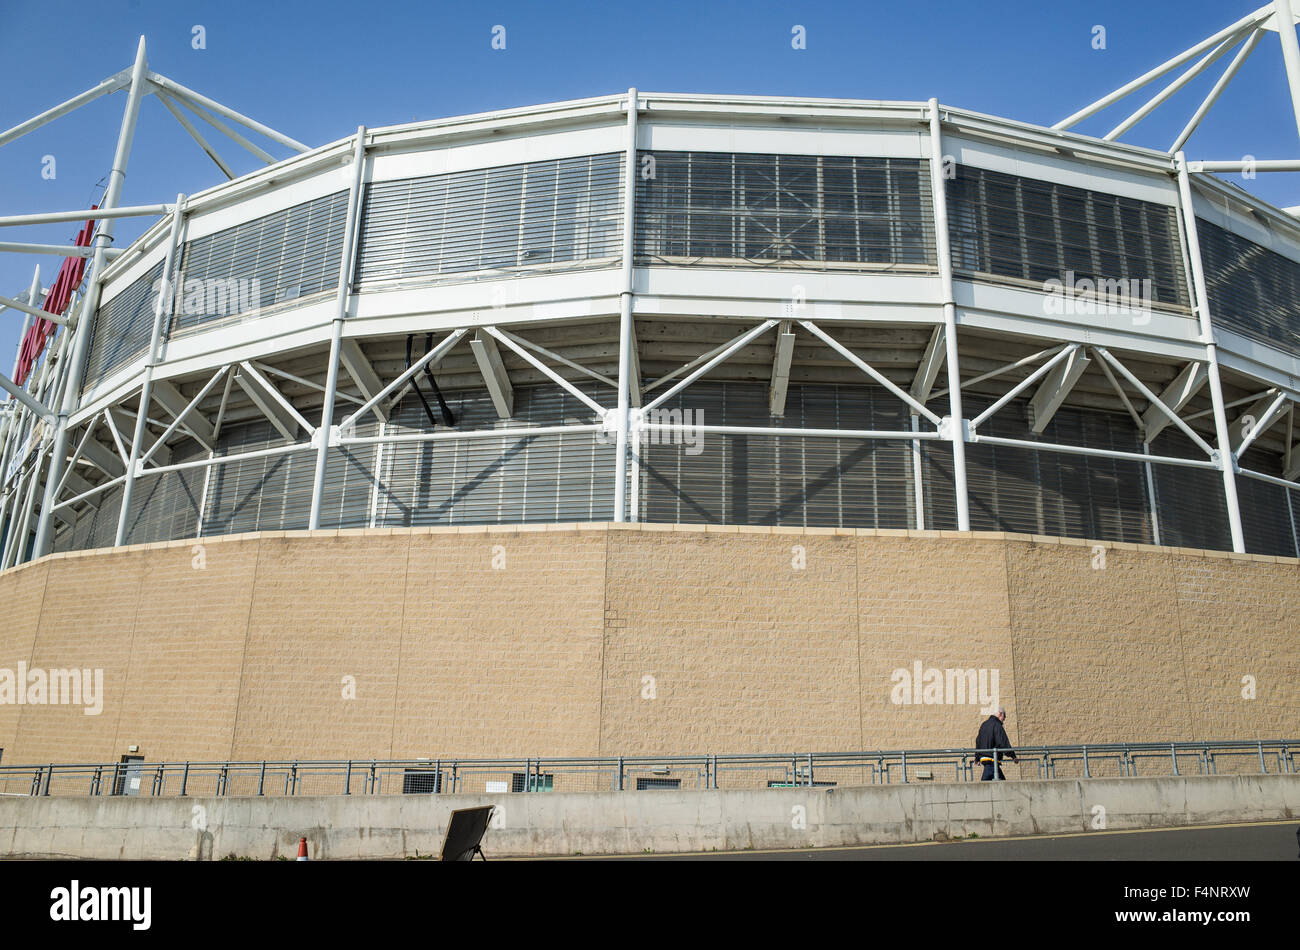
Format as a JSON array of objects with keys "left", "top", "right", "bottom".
[{"left": 0, "top": 774, "right": 1294, "bottom": 860}]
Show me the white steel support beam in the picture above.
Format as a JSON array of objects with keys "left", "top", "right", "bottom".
[
  {"left": 1176, "top": 151, "right": 1246, "bottom": 553},
  {"left": 4, "top": 292, "right": 72, "bottom": 567},
  {"left": 0, "top": 292, "right": 66, "bottom": 327},
  {"left": 0, "top": 371, "right": 54, "bottom": 421},
  {"left": 1188, "top": 159, "right": 1300, "bottom": 172},
  {"left": 1028, "top": 346, "right": 1091, "bottom": 433},
  {"left": 641, "top": 319, "right": 777, "bottom": 415},
  {"left": 1232, "top": 391, "right": 1288, "bottom": 453},
  {"left": 929, "top": 99, "right": 970, "bottom": 530},
  {"left": 309, "top": 127, "right": 367, "bottom": 530},
  {"left": 145, "top": 72, "right": 310, "bottom": 154},
  {"left": 484, "top": 325, "right": 607, "bottom": 415},
  {"left": 110, "top": 409, "right": 171, "bottom": 467},
  {"left": 137, "top": 370, "right": 226, "bottom": 466},
  {"left": 1091, "top": 348, "right": 1145, "bottom": 431},
  {"left": 910, "top": 325, "right": 945, "bottom": 404},
  {"left": 0, "top": 71, "right": 130, "bottom": 148},
  {"left": 799, "top": 320, "right": 942, "bottom": 425},
  {"left": 163, "top": 91, "right": 276, "bottom": 165},
  {"left": 970, "top": 345, "right": 1078, "bottom": 430},
  {"left": 614, "top": 88, "right": 639, "bottom": 522},
  {"left": 910, "top": 414, "right": 925, "bottom": 531},
  {"left": 0, "top": 241, "right": 109, "bottom": 260},
  {"left": 628, "top": 327, "right": 642, "bottom": 410},
  {"left": 236, "top": 362, "right": 311, "bottom": 442},
  {"left": 1274, "top": 0, "right": 1300, "bottom": 143},
  {"left": 1094, "top": 347, "right": 1216, "bottom": 456},
  {"left": 115, "top": 194, "right": 185, "bottom": 547},
  {"left": 1172, "top": 28, "right": 1264, "bottom": 152},
  {"left": 470, "top": 329, "right": 514, "bottom": 419},
  {"left": 155, "top": 91, "right": 235, "bottom": 180},
  {"left": 0, "top": 205, "right": 169, "bottom": 228},
  {"left": 101, "top": 408, "right": 130, "bottom": 466},
  {"left": 33, "top": 36, "right": 149, "bottom": 561},
  {"left": 491, "top": 327, "right": 619, "bottom": 392},
  {"left": 338, "top": 338, "right": 389, "bottom": 423},
  {"left": 769, "top": 322, "right": 795, "bottom": 417},
  {"left": 81, "top": 437, "right": 126, "bottom": 479},
  {"left": 643, "top": 326, "right": 764, "bottom": 395},
  {"left": 1053, "top": 6, "right": 1274, "bottom": 130},
  {"left": 151, "top": 378, "right": 217, "bottom": 449},
  {"left": 1143, "top": 443, "right": 1162, "bottom": 546},
  {"left": 1103, "top": 30, "right": 1247, "bottom": 141},
  {"left": 1141, "top": 362, "right": 1208, "bottom": 442},
  {"left": 338, "top": 329, "right": 467, "bottom": 432},
  {"left": 212, "top": 367, "right": 235, "bottom": 440}
]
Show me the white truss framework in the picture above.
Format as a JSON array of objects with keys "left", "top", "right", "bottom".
[
  {"left": 1056, "top": 1, "right": 1300, "bottom": 167},
  {"left": 4, "top": 30, "right": 1300, "bottom": 570}
]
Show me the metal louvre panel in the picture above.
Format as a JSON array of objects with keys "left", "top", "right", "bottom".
[
  {"left": 948, "top": 165, "right": 1190, "bottom": 309},
  {"left": 171, "top": 191, "right": 348, "bottom": 336},
  {"left": 635, "top": 151, "right": 936, "bottom": 270},
  {"left": 1235, "top": 447, "right": 1298, "bottom": 557},
  {"left": 638, "top": 382, "right": 915, "bottom": 527},
  {"left": 374, "top": 382, "right": 614, "bottom": 526},
  {"left": 53, "top": 482, "right": 124, "bottom": 553},
  {"left": 316, "top": 404, "right": 379, "bottom": 530},
  {"left": 121, "top": 442, "right": 206, "bottom": 545},
  {"left": 1148, "top": 429, "right": 1231, "bottom": 551},
  {"left": 922, "top": 398, "right": 1153, "bottom": 542},
  {"left": 82, "top": 258, "right": 166, "bottom": 391},
  {"left": 355, "top": 153, "right": 624, "bottom": 286},
  {"left": 200, "top": 420, "right": 312, "bottom": 536},
  {"left": 1196, "top": 219, "right": 1300, "bottom": 355}
]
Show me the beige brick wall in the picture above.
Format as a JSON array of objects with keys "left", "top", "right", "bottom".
[
  {"left": 0, "top": 527, "right": 1294, "bottom": 768},
  {"left": 0, "top": 560, "right": 48, "bottom": 762}
]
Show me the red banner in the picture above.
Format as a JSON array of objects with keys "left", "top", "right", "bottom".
[{"left": 13, "top": 210, "right": 97, "bottom": 386}]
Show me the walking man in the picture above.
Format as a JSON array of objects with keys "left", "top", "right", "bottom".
[{"left": 975, "top": 707, "right": 1017, "bottom": 781}]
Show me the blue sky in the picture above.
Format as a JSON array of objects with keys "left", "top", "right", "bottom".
[{"left": 1, "top": 0, "right": 1298, "bottom": 364}]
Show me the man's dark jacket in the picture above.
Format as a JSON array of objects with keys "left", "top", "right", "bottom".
[{"left": 975, "top": 715, "right": 1016, "bottom": 760}]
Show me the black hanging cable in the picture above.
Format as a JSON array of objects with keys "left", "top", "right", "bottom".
[
  {"left": 405, "top": 334, "right": 439, "bottom": 428},
  {"left": 423, "top": 332, "right": 456, "bottom": 427}
]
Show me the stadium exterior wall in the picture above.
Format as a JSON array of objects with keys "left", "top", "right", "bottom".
[{"left": 0, "top": 524, "right": 1295, "bottom": 767}]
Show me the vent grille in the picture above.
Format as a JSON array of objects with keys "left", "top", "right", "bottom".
[
  {"left": 635, "top": 151, "right": 936, "bottom": 270},
  {"left": 355, "top": 153, "right": 624, "bottom": 286},
  {"left": 948, "top": 165, "right": 1190, "bottom": 310},
  {"left": 1196, "top": 218, "right": 1300, "bottom": 355}
]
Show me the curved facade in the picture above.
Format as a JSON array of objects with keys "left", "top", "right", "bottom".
[
  {"left": 0, "top": 527, "right": 1296, "bottom": 768},
  {"left": 5, "top": 92, "right": 1300, "bottom": 567}
]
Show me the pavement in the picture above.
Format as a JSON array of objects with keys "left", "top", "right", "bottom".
[{"left": 559, "top": 819, "right": 1300, "bottom": 860}]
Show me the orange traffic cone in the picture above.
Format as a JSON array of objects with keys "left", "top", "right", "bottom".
[{"left": 296, "top": 837, "right": 309, "bottom": 862}]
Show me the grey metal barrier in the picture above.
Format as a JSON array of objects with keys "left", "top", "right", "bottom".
[{"left": 0, "top": 740, "right": 1293, "bottom": 799}]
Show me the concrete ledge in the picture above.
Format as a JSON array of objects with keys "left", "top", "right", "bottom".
[{"left": 0, "top": 774, "right": 1294, "bottom": 860}]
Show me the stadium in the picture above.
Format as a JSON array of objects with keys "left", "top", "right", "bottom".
[{"left": 0, "top": 6, "right": 1297, "bottom": 773}]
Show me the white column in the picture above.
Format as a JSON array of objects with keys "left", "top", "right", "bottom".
[
  {"left": 33, "top": 37, "right": 150, "bottom": 559},
  {"left": 1174, "top": 151, "right": 1245, "bottom": 553},
  {"left": 0, "top": 266, "right": 40, "bottom": 552},
  {"left": 308, "top": 127, "right": 367, "bottom": 530},
  {"left": 927, "top": 99, "right": 970, "bottom": 530},
  {"left": 1273, "top": 0, "right": 1300, "bottom": 142},
  {"left": 114, "top": 195, "right": 186, "bottom": 546},
  {"left": 613, "top": 88, "right": 639, "bottom": 522}
]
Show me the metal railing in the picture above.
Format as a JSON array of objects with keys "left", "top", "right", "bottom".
[{"left": 0, "top": 740, "right": 1293, "bottom": 799}]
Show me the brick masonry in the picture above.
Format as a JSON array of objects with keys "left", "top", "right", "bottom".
[{"left": 0, "top": 525, "right": 1294, "bottom": 766}]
